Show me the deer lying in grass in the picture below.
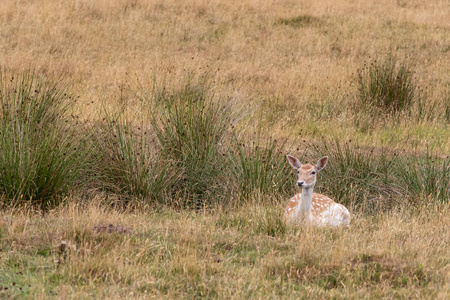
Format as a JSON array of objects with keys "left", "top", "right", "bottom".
[{"left": 285, "top": 155, "right": 350, "bottom": 227}]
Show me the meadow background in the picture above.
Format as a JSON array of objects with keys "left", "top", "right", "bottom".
[{"left": 0, "top": 0, "right": 449, "bottom": 298}]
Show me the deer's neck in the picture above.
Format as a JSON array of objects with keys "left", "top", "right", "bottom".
[{"left": 295, "top": 187, "right": 314, "bottom": 223}]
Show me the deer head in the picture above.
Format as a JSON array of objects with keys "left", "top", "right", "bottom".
[{"left": 286, "top": 155, "right": 328, "bottom": 189}]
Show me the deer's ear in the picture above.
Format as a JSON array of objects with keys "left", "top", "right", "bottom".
[
  {"left": 316, "top": 156, "right": 328, "bottom": 172},
  {"left": 287, "top": 155, "right": 301, "bottom": 169}
]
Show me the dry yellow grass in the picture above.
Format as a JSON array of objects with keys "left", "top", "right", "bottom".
[
  {"left": 0, "top": 200, "right": 449, "bottom": 298},
  {"left": 0, "top": 0, "right": 449, "bottom": 298},
  {"left": 1, "top": 0, "right": 449, "bottom": 150}
]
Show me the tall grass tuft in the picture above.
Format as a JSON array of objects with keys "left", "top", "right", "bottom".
[
  {"left": 356, "top": 55, "right": 417, "bottom": 113},
  {"left": 0, "top": 71, "right": 91, "bottom": 209},
  {"left": 310, "top": 140, "right": 394, "bottom": 210},
  {"left": 310, "top": 140, "right": 449, "bottom": 210},
  {"left": 149, "top": 80, "right": 235, "bottom": 208},
  {"left": 228, "top": 133, "right": 293, "bottom": 200},
  {"left": 392, "top": 153, "right": 449, "bottom": 204},
  {"left": 93, "top": 111, "right": 177, "bottom": 205}
]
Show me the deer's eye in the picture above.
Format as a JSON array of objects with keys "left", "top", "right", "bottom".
[{"left": 311, "top": 171, "right": 316, "bottom": 175}]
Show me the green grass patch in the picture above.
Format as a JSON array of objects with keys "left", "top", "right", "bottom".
[
  {"left": 93, "top": 111, "right": 177, "bottom": 205},
  {"left": 0, "top": 70, "right": 92, "bottom": 209},
  {"left": 149, "top": 80, "right": 234, "bottom": 208},
  {"left": 309, "top": 139, "right": 449, "bottom": 209},
  {"left": 276, "top": 15, "right": 322, "bottom": 28},
  {"left": 228, "top": 134, "right": 293, "bottom": 201},
  {"left": 356, "top": 55, "right": 417, "bottom": 114}
]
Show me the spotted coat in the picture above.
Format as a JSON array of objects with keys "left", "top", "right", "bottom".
[{"left": 284, "top": 193, "right": 350, "bottom": 227}]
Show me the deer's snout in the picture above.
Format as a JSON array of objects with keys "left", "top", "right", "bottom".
[{"left": 297, "top": 181, "right": 304, "bottom": 187}]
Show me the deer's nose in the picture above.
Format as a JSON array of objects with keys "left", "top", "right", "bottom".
[{"left": 297, "top": 181, "right": 304, "bottom": 187}]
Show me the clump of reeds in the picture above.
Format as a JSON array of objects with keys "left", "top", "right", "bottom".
[
  {"left": 356, "top": 55, "right": 417, "bottom": 114},
  {"left": 0, "top": 70, "right": 92, "bottom": 209},
  {"left": 95, "top": 78, "right": 294, "bottom": 209},
  {"left": 228, "top": 133, "right": 293, "bottom": 201},
  {"left": 309, "top": 139, "right": 449, "bottom": 210},
  {"left": 150, "top": 81, "right": 233, "bottom": 208},
  {"left": 93, "top": 111, "right": 177, "bottom": 206}
]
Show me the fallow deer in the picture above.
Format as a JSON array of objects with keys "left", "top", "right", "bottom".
[{"left": 285, "top": 155, "right": 350, "bottom": 227}]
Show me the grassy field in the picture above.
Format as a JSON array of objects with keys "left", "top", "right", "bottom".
[
  {"left": 0, "top": 0, "right": 449, "bottom": 298},
  {"left": 1, "top": 0, "right": 449, "bottom": 150},
  {"left": 0, "top": 201, "right": 449, "bottom": 299}
]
